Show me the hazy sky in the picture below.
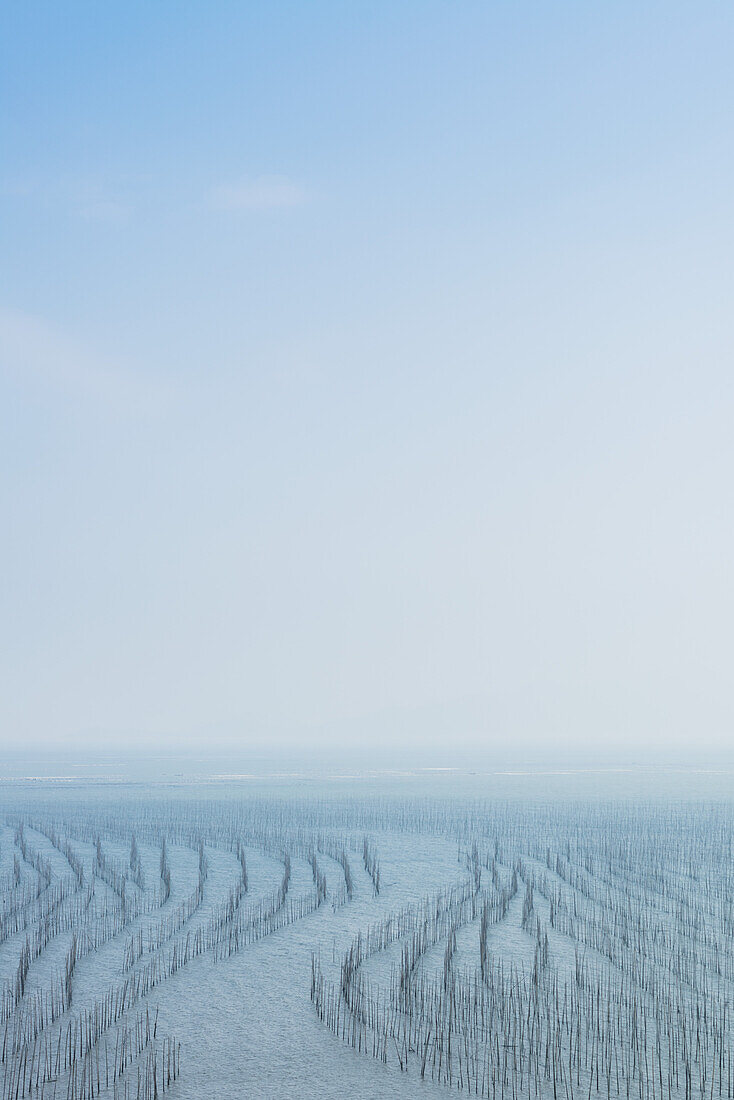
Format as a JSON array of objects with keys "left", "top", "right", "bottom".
[{"left": 3, "top": 2, "right": 734, "bottom": 757}]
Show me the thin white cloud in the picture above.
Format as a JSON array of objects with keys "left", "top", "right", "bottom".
[
  {"left": 3, "top": 175, "right": 132, "bottom": 222},
  {"left": 0, "top": 307, "right": 167, "bottom": 414},
  {"left": 209, "top": 174, "right": 306, "bottom": 212}
]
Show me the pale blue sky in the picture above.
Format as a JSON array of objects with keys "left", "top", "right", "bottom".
[{"left": 3, "top": 3, "right": 734, "bottom": 755}]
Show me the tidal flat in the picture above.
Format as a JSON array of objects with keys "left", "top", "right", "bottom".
[{"left": 1, "top": 762, "right": 732, "bottom": 1099}]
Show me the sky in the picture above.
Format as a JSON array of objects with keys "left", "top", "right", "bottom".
[{"left": 2, "top": 2, "right": 734, "bottom": 759}]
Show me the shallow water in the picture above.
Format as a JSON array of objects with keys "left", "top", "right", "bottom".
[{"left": 1, "top": 760, "right": 733, "bottom": 1099}]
